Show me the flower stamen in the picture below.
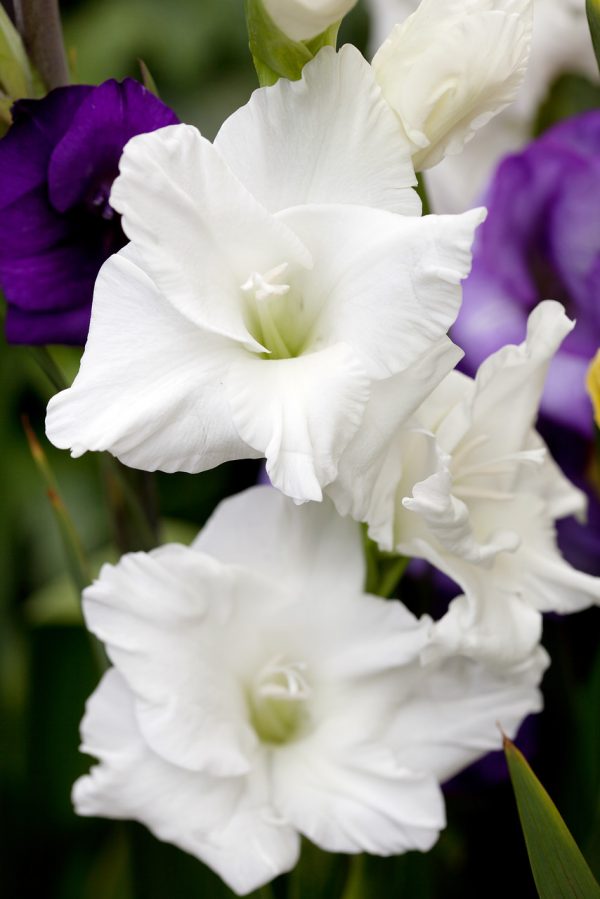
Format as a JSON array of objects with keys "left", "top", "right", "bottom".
[
  {"left": 241, "top": 264, "right": 293, "bottom": 359},
  {"left": 249, "top": 654, "right": 311, "bottom": 745}
]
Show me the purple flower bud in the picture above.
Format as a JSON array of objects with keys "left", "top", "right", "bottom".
[
  {"left": 0, "top": 78, "right": 178, "bottom": 345},
  {"left": 455, "top": 110, "right": 600, "bottom": 436}
]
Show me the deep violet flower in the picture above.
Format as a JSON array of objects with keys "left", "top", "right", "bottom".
[
  {"left": 454, "top": 110, "right": 600, "bottom": 436},
  {"left": 0, "top": 78, "right": 178, "bottom": 345}
]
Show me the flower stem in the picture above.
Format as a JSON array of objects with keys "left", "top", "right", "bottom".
[
  {"left": 29, "top": 346, "right": 159, "bottom": 555},
  {"left": 21, "top": 414, "right": 108, "bottom": 671},
  {"left": 22, "top": 413, "right": 90, "bottom": 594},
  {"left": 13, "top": 0, "right": 69, "bottom": 90},
  {"left": 29, "top": 345, "right": 68, "bottom": 393},
  {"left": 99, "top": 456, "right": 161, "bottom": 554},
  {"left": 362, "top": 525, "right": 408, "bottom": 598},
  {"left": 340, "top": 855, "right": 366, "bottom": 899},
  {"left": 417, "top": 172, "right": 431, "bottom": 216}
]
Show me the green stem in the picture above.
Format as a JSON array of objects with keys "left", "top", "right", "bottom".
[
  {"left": 377, "top": 554, "right": 410, "bottom": 599},
  {"left": 99, "top": 455, "right": 160, "bottom": 554},
  {"left": 362, "top": 525, "right": 409, "bottom": 599},
  {"left": 340, "top": 855, "right": 366, "bottom": 899},
  {"left": 417, "top": 172, "right": 431, "bottom": 216},
  {"left": 13, "top": 0, "right": 69, "bottom": 89},
  {"left": 29, "top": 345, "right": 68, "bottom": 393},
  {"left": 28, "top": 346, "right": 159, "bottom": 554},
  {"left": 21, "top": 413, "right": 107, "bottom": 669},
  {"left": 22, "top": 413, "right": 90, "bottom": 594}
]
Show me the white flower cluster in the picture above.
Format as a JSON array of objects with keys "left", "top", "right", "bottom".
[
  {"left": 44, "top": 1, "right": 600, "bottom": 894},
  {"left": 367, "top": 0, "right": 599, "bottom": 211}
]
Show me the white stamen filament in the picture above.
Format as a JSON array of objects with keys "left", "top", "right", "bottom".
[
  {"left": 241, "top": 264, "right": 293, "bottom": 358},
  {"left": 454, "top": 447, "right": 546, "bottom": 481},
  {"left": 255, "top": 655, "right": 311, "bottom": 702},
  {"left": 249, "top": 654, "right": 311, "bottom": 745},
  {"left": 452, "top": 485, "right": 516, "bottom": 502}
]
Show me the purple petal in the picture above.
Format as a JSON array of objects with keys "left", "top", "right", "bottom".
[
  {"left": 457, "top": 110, "right": 600, "bottom": 433},
  {"left": 542, "top": 352, "right": 593, "bottom": 437},
  {"left": 48, "top": 79, "right": 179, "bottom": 214},
  {"left": 5, "top": 302, "right": 92, "bottom": 345},
  {"left": 0, "top": 87, "right": 92, "bottom": 207},
  {"left": 0, "top": 80, "right": 178, "bottom": 345}
]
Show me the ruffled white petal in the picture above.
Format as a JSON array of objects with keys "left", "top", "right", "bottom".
[
  {"left": 462, "top": 300, "right": 574, "bottom": 456},
  {"left": 527, "top": 432, "right": 586, "bottom": 521},
  {"left": 373, "top": 0, "right": 533, "bottom": 170},
  {"left": 519, "top": 544, "right": 600, "bottom": 615},
  {"left": 307, "top": 588, "right": 433, "bottom": 681},
  {"left": 277, "top": 204, "right": 486, "bottom": 379},
  {"left": 402, "top": 448, "right": 521, "bottom": 564},
  {"left": 46, "top": 248, "right": 257, "bottom": 473},
  {"left": 226, "top": 344, "right": 370, "bottom": 502},
  {"left": 427, "top": 577, "right": 544, "bottom": 667},
  {"left": 81, "top": 547, "right": 281, "bottom": 776},
  {"left": 392, "top": 647, "right": 547, "bottom": 782},
  {"left": 215, "top": 45, "right": 419, "bottom": 216},
  {"left": 328, "top": 338, "right": 463, "bottom": 524},
  {"left": 110, "top": 124, "right": 313, "bottom": 346},
  {"left": 193, "top": 484, "right": 366, "bottom": 597},
  {"left": 272, "top": 741, "right": 445, "bottom": 854},
  {"left": 74, "top": 670, "right": 300, "bottom": 896}
]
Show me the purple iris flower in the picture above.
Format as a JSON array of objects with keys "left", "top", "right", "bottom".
[
  {"left": 0, "top": 78, "right": 178, "bottom": 345},
  {"left": 454, "top": 110, "right": 600, "bottom": 437}
]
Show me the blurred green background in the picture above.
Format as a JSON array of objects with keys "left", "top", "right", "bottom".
[{"left": 1, "top": 1, "right": 600, "bottom": 897}]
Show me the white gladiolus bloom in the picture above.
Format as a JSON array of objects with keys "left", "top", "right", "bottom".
[
  {"left": 371, "top": 0, "right": 534, "bottom": 171},
  {"left": 367, "top": 0, "right": 599, "bottom": 212},
  {"left": 73, "top": 486, "right": 547, "bottom": 894},
  {"left": 262, "top": 0, "right": 357, "bottom": 41},
  {"left": 334, "top": 301, "right": 600, "bottom": 664},
  {"left": 45, "top": 46, "right": 484, "bottom": 504}
]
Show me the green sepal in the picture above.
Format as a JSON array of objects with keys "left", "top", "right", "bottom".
[
  {"left": 244, "top": 0, "right": 339, "bottom": 86},
  {"left": 504, "top": 735, "right": 600, "bottom": 899},
  {"left": 0, "top": 5, "right": 33, "bottom": 101},
  {"left": 587, "top": 0, "right": 600, "bottom": 74}
]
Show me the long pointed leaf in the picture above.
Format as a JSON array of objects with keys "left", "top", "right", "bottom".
[{"left": 504, "top": 736, "right": 600, "bottom": 898}]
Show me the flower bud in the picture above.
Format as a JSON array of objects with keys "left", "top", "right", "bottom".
[
  {"left": 260, "top": 0, "right": 358, "bottom": 41},
  {"left": 372, "top": 0, "right": 533, "bottom": 170}
]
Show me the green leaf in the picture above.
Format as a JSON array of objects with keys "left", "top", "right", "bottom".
[
  {"left": 0, "top": 5, "right": 32, "bottom": 100},
  {"left": 504, "top": 736, "right": 600, "bottom": 898},
  {"left": 244, "top": 0, "right": 339, "bottom": 86},
  {"left": 534, "top": 73, "right": 600, "bottom": 137},
  {"left": 587, "top": 0, "right": 600, "bottom": 74}
]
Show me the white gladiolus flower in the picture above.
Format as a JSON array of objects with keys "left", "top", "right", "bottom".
[
  {"left": 372, "top": 0, "right": 534, "bottom": 171},
  {"left": 261, "top": 0, "right": 358, "bottom": 41},
  {"left": 335, "top": 301, "right": 600, "bottom": 664},
  {"left": 367, "top": 0, "right": 599, "bottom": 212},
  {"left": 45, "top": 46, "right": 485, "bottom": 504},
  {"left": 73, "top": 486, "right": 547, "bottom": 894}
]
